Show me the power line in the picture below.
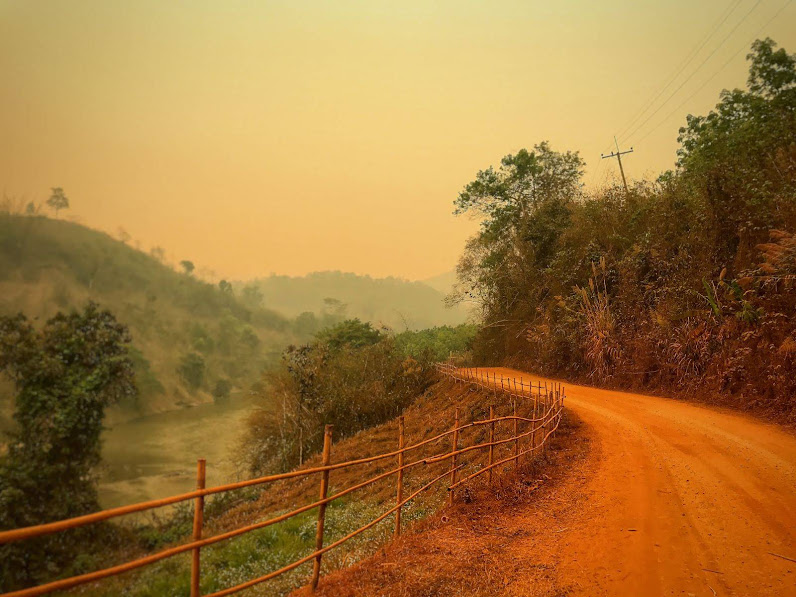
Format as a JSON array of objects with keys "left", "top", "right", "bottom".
[
  {"left": 619, "top": 0, "right": 764, "bottom": 145},
  {"left": 630, "top": 0, "right": 793, "bottom": 146},
  {"left": 595, "top": 0, "right": 744, "bottom": 163},
  {"left": 614, "top": 0, "right": 744, "bottom": 143}
]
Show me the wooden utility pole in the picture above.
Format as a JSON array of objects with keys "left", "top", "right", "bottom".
[{"left": 601, "top": 137, "right": 633, "bottom": 193}]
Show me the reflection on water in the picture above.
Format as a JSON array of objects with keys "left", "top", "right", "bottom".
[{"left": 99, "top": 395, "right": 256, "bottom": 509}]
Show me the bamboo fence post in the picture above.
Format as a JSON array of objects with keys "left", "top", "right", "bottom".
[
  {"left": 545, "top": 381, "right": 549, "bottom": 409},
  {"left": 394, "top": 417, "right": 405, "bottom": 538},
  {"left": 449, "top": 408, "right": 460, "bottom": 505},
  {"left": 190, "top": 459, "right": 206, "bottom": 597},
  {"left": 513, "top": 400, "right": 519, "bottom": 468},
  {"left": 310, "top": 425, "right": 333, "bottom": 593},
  {"left": 488, "top": 405, "right": 495, "bottom": 483}
]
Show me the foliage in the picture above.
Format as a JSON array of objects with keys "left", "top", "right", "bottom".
[
  {"left": 453, "top": 39, "right": 796, "bottom": 421},
  {"left": 314, "top": 318, "right": 382, "bottom": 350},
  {"left": 46, "top": 187, "right": 69, "bottom": 217},
  {"left": 212, "top": 378, "right": 232, "bottom": 401},
  {"left": 243, "top": 322, "right": 432, "bottom": 474},
  {"left": 177, "top": 352, "right": 205, "bottom": 389},
  {"left": 180, "top": 260, "right": 195, "bottom": 275},
  {"left": 393, "top": 323, "right": 477, "bottom": 362},
  {"left": 0, "top": 302, "right": 135, "bottom": 589},
  {"left": 0, "top": 213, "right": 301, "bottom": 417}
]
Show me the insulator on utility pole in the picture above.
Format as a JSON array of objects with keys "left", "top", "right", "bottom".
[{"left": 601, "top": 136, "right": 634, "bottom": 194}]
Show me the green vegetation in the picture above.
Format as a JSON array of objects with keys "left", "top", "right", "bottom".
[
  {"left": 77, "top": 493, "right": 415, "bottom": 597},
  {"left": 0, "top": 303, "right": 135, "bottom": 590},
  {"left": 245, "top": 270, "right": 468, "bottom": 332},
  {"left": 243, "top": 319, "right": 433, "bottom": 475},
  {"left": 394, "top": 323, "right": 477, "bottom": 362},
  {"left": 0, "top": 214, "right": 305, "bottom": 422},
  {"left": 242, "top": 319, "right": 475, "bottom": 475},
  {"left": 451, "top": 39, "right": 796, "bottom": 421}
]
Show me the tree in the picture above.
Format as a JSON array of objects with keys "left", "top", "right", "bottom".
[
  {"left": 46, "top": 187, "right": 69, "bottom": 217},
  {"left": 451, "top": 143, "right": 584, "bottom": 326},
  {"left": 117, "top": 227, "right": 131, "bottom": 244},
  {"left": 180, "top": 260, "right": 195, "bottom": 275},
  {"left": 314, "top": 318, "right": 382, "bottom": 350},
  {"left": 676, "top": 38, "right": 796, "bottom": 260},
  {"left": 212, "top": 378, "right": 232, "bottom": 401},
  {"left": 241, "top": 284, "right": 264, "bottom": 307},
  {"left": 218, "top": 279, "right": 233, "bottom": 294},
  {"left": 178, "top": 352, "right": 205, "bottom": 389},
  {"left": 454, "top": 143, "right": 584, "bottom": 241},
  {"left": 0, "top": 303, "right": 135, "bottom": 588}
]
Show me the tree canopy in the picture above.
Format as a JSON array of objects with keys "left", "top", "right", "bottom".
[{"left": 0, "top": 302, "right": 135, "bottom": 588}]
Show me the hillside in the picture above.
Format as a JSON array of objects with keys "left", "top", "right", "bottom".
[
  {"left": 70, "top": 376, "right": 566, "bottom": 596},
  {"left": 0, "top": 214, "right": 301, "bottom": 424},
  {"left": 244, "top": 271, "right": 468, "bottom": 331},
  {"left": 421, "top": 270, "right": 457, "bottom": 296}
]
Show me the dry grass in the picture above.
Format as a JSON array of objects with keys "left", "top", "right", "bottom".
[{"left": 300, "top": 411, "right": 588, "bottom": 597}]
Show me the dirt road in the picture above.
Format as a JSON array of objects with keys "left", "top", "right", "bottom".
[
  {"left": 313, "top": 368, "right": 796, "bottom": 597},
  {"left": 488, "top": 368, "right": 796, "bottom": 596}
]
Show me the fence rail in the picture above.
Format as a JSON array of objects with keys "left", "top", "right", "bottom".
[{"left": 0, "top": 366, "right": 564, "bottom": 597}]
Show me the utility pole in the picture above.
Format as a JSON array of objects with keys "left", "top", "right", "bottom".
[{"left": 601, "top": 137, "right": 633, "bottom": 194}]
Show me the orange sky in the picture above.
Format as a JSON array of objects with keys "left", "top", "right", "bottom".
[{"left": 1, "top": 1, "right": 794, "bottom": 281}]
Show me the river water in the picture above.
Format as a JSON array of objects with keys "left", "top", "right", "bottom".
[{"left": 98, "top": 396, "right": 257, "bottom": 509}]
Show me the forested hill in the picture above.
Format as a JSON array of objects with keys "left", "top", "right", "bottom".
[
  {"left": 0, "top": 214, "right": 301, "bottom": 423},
  {"left": 245, "top": 271, "right": 468, "bottom": 331}
]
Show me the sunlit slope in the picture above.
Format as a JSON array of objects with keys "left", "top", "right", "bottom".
[{"left": 0, "top": 214, "right": 297, "bottom": 422}]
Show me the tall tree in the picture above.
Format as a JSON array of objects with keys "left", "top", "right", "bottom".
[{"left": 46, "top": 187, "right": 69, "bottom": 217}]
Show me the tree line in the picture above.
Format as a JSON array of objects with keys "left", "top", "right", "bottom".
[{"left": 450, "top": 39, "right": 796, "bottom": 421}]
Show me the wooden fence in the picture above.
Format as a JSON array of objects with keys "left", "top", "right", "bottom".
[{"left": 0, "top": 367, "right": 564, "bottom": 597}]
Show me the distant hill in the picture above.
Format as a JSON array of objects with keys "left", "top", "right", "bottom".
[
  {"left": 243, "top": 271, "right": 468, "bottom": 331},
  {"left": 421, "top": 271, "right": 457, "bottom": 296},
  {"left": 0, "top": 214, "right": 302, "bottom": 425}
]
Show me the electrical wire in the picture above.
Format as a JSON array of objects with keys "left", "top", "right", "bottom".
[
  {"left": 614, "top": 0, "right": 744, "bottom": 144},
  {"left": 620, "top": 0, "right": 764, "bottom": 144},
  {"left": 630, "top": 0, "right": 793, "bottom": 146}
]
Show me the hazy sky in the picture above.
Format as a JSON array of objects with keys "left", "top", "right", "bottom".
[{"left": 2, "top": 1, "right": 794, "bottom": 281}]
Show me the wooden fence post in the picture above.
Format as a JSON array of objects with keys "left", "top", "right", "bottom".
[
  {"left": 513, "top": 400, "right": 519, "bottom": 468},
  {"left": 488, "top": 405, "right": 495, "bottom": 483},
  {"left": 449, "top": 408, "right": 460, "bottom": 505},
  {"left": 544, "top": 382, "right": 549, "bottom": 412},
  {"left": 310, "top": 425, "right": 333, "bottom": 593},
  {"left": 394, "top": 417, "right": 405, "bottom": 538},
  {"left": 190, "top": 458, "right": 206, "bottom": 597}
]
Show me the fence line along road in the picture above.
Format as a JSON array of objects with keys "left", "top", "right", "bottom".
[{"left": 0, "top": 365, "right": 565, "bottom": 597}]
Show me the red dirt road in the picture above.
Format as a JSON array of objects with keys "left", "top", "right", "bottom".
[{"left": 488, "top": 368, "right": 796, "bottom": 596}]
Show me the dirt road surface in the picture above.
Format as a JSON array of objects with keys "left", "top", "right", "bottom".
[
  {"left": 490, "top": 368, "right": 796, "bottom": 596},
  {"left": 313, "top": 368, "right": 796, "bottom": 596}
]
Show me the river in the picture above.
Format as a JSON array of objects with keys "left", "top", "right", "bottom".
[{"left": 98, "top": 396, "right": 257, "bottom": 509}]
